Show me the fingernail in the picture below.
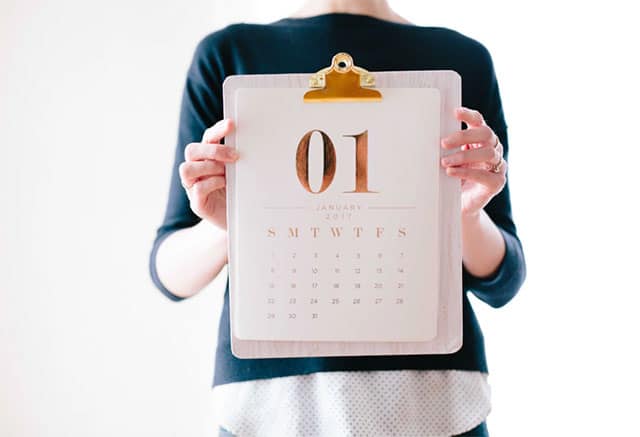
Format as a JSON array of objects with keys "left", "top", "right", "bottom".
[
  {"left": 441, "top": 157, "right": 452, "bottom": 166},
  {"left": 229, "top": 149, "right": 239, "bottom": 158}
]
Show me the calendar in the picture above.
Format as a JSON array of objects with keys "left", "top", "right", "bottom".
[{"left": 223, "top": 53, "right": 463, "bottom": 358}]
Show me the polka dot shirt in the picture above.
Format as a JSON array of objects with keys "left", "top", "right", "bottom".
[{"left": 213, "top": 369, "right": 491, "bottom": 436}]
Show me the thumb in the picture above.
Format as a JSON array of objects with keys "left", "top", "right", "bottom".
[{"left": 202, "top": 118, "right": 234, "bottom": 144}]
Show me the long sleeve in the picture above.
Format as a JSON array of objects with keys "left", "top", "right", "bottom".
[
  {"left": 148, "top": 34, "right": 226, "bottom": 302},
  {"left": 461, "top": 44, "right": 527, "bottom": 308}
]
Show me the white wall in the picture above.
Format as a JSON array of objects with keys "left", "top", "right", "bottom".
[{"left": 1, "top": 0, "right": 638, "bottom": 436}]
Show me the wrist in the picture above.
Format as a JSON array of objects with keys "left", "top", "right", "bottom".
[
  {"left": 461, "top": 209, "right": 483, "bottom": 226},
  {"left": 195, "top": 219, "right": 228, "bottom": 254},
  {"left": 196, "top": 217, "right": 226, "bottom": 235}
]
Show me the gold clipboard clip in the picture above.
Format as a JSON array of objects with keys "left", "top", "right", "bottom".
[{"left": 303, "top": 52, "right": 382, "bottom": 102}]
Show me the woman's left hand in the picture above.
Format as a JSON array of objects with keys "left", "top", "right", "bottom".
[{"left": 440, "top": 106, "right": 507, "bottom": 219}]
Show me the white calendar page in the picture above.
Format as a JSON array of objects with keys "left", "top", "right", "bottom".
[{"left": 228, "top": 86, "right": 442, "bottom": 342}]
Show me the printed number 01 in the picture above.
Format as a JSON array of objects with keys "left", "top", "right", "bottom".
[{"left": 295, "top": 129, "right": 378, "bottom": 194}]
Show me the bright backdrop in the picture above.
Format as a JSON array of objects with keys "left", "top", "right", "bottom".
[{"left": 1, "top": 1, "right": 638, "bottom": 436}]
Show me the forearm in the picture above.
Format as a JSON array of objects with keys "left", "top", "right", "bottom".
[
  {"left": 154, "top": 220, "right": 228, "bottom": 299},
  {"left": 461, "top": 209, "right": 506, "bottom": 279}
]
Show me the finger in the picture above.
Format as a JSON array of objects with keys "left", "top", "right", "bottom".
[
  {"left": 441, "top": 124, "right": 495, "bottom": 150},
  {"left": 441, "top": 144, "right": 499, "bottom": 167},
  {"left": 188, "top": 175, "right": 226, "bottom": 200},
  {"left": 445, "top": 165, "right": 505, "bottom": 188},
  {"left": 184, "top": 142, "right": 239, "bottom": 162},
  {"left": 179, "top": 160, "right": 225, "bottom": 189},
  {"left": 494, "top": 140, "right": 504, "bottom": 158},
  {"left": 455, "top": 107, "right": 486, "bottom": 128},
  {"left": 489, "top": 157, "right": 508, "bottom": 174},
  {"left": 202, "top": 118, "right": 234, "bottom": 144}
]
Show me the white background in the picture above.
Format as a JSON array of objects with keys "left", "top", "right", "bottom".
[{"left": 1, "top": 0, "right": 638, "bottom": 436}]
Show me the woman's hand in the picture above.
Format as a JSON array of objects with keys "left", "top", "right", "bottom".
[
  {"left": 179, "top": 118, "right": 239, "bottom": 230},
  {"left": 440, "top": 106, "right": 507, "bottom": 219}
]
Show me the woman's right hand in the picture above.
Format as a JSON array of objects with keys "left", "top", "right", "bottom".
[{"left": 179, "top": 118, "right": 239, "bottom": 230}]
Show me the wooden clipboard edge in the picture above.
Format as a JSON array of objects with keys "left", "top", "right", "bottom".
[{"left": 222, "top": 69, "right": 462, "bottom": 358}]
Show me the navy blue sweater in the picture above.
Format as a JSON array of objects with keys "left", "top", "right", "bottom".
[{"left": 148, "top": 13, "right": 526, "bottom": 388}]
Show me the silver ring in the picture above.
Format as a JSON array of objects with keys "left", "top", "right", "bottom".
[
  {"left": 489, "top": 134, "right": 503, "bottom": 173},
  {"left": 490, "top": 157, "right": 504, "bottom": 173}
]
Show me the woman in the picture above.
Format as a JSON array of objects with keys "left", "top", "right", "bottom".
[{"left": 149, "top": 1, "right": 526, "bottom": 435}]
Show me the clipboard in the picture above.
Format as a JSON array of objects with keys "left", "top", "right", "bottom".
[{"left": 223, "top": 52, "right": 462, "bottom": 359}]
